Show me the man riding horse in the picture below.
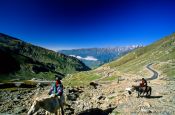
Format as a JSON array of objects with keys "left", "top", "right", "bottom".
[
  {"left": 140, "top": 78, "right": 147, "bottom": 92},
  {"left": 126, "top": 78, "right": 151, "bottom": 97}
]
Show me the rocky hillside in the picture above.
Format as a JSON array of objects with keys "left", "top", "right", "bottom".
[
  {"left": 59, "top": 46, "right": 141, "bottom": 68},
  {"left": 0, "top": 33, "right": 90, "bottom": 81}
]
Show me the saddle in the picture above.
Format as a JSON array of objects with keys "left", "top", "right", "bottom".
[{"left": 140, "top": 86, "right": 147, "bottom": 92}]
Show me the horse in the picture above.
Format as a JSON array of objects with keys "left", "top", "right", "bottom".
[
  {"left": 28, "top": 94, "right": 65, "bottom": 115},
  {"left": 126, "top": 85, "right": 152, "bottom": 98}
]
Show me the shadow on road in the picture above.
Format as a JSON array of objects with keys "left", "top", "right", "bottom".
[
  {"left": 78, "top": 107, "right": 116, "bottom": 115},
  {"left": 140, "top": 95, "right": 163, "bottom": 99}
]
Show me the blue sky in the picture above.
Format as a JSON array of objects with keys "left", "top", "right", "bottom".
[{"left": 0, "top": 0, "right": 175, "bottom": 50}]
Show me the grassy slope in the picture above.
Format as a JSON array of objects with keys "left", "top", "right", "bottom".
[
  {"left": 104, "top": 33, "right": 175, "bottom": 78},
  {"left": 63, "top": 71, "right": 101, "bottom": 87},
  {"left": 0, "top": 33, "right": 90, "bottom": 81}
]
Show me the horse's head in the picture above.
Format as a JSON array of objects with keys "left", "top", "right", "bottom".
[
  {"left": 125, "top": 87, "right": 134, "bottom": 95},
  {"left": 28, "top": 100, "right": 40, "bottom": 115},
  {"left": 132, "top": 85, "right": 137, "bottom": 89}
]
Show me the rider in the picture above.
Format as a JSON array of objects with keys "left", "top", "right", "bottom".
[
  {"left": 140, "top": 78, "right": 147, "bottom": 91},
  {"left": 48, "top": 75, "right": 64, "bottom": 115},
  {"left": 48, "top": 74, "right": 63, "bottom": 96}
]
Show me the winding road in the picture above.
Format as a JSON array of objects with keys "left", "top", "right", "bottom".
[
  {"left": 146, "top": 63, "right": 159, "bottom": 81},
  {"left": 135, "top": 63, "right": 159, "bottom": 82}
]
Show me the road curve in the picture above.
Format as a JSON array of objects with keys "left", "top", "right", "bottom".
[
  {"left": 146, "top": 63, "right": 159, "bottom": 81},
  {"left": 136, "top": 63, "right": 159, "bottom": 82}
]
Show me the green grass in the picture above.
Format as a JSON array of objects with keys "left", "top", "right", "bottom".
[
  {"left": 155, "top": 62, "right": 175, "bottom": 78},
  {"left": 100, "top": 76, "right": 118, "bottom": 81},
  {"left": 63, "top": 71, "right": 102, "bottom": 87},
  {"left": 0, "top": 79, "right": 12, "bottom": 83},
  {"left": 22, "top": 80, "right": 37, "bottom": 85},
  {"left": 0, "top": 87, "right": 19, "bottom": 92},
  {"left": 108, "top": 96, "right": 116, "bottom": 100}
]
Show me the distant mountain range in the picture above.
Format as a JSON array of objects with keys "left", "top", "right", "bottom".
[
  {"left": 59, "top": 46, "right": 142, "bottom": 68},
  {"left": 0, "top": 33, "right": 90, "bottom": 81}
]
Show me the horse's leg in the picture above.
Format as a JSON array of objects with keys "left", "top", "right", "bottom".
[
  {"left": 145, "top": 91, "right": 148, "bottom": 97},
  {"left": 143, "top": 88, "right": 147, "bottom": 97},
  {"left": 147, "top": 88, "right": 150, "bottom": 97},
  {"left": 55, "top": 110, "right": 59, "bottom": 115},
  {"left": 46, "top": 111, "right": 50, "bottom": 115},
  {"left": 148, "top": 88, "right": 151, "bottom": 97},
  {"left": 143, "top": 89, "right": 146, "bottom": 96},
  {"left": 146, "top": 87, "right": 150, "bottom": 97},
  {"left": 54, "top": 108, "right": 60, "bottom": 115},
  {"left": 144, "top": 87, "right": 147, "bottom": 97},
  {"left": 139, "top": 88, "right": 143, "bottom": 97},
  {"left": 140, "top": 91, "right": 143, "bottom": 97},
  {"left": 137, "top": 91, "right": 140, "bottom": 98},
  {"left": 60, "top": 105, "right": 64, "bottom": 115}
]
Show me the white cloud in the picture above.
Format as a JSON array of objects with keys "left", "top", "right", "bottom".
[
  {"left": 69, "top": 55, "right": 76, "bottom": 57},
  {"left": 76, "top": 56, "right": 83, "bottom": 59},
  {"left": 84, "top": 56, "right": 98, "bottom": 61},
  {"left": 69, "top": 55, "right": 98, "bottom": 61}
]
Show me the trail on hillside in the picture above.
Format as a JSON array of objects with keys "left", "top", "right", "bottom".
[
  {"left": 135, "top": 63, "right": 159, "bottom": 82},
  {"left": 146, "top": 63, "right": 158, "bottom": 81}
]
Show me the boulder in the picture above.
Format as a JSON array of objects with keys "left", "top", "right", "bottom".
[{"left": 89, "top": 82, "right": 99, "bottom": 89}]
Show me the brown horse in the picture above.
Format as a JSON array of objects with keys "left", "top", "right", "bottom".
[
  {"left": 28, "top": 94, "right": 65, "bottom": 115},
  {"left": 130, "top": 85, "right": 152, "bottom": 98}
]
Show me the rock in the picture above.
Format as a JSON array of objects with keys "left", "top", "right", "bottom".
[
  {"left": 14, "top": 107, "right": 26, "bottom": 114},
  {"left": 64, "top": 107, "right": 75, "bottom": 115},
  {"left": 31, "top": 78, "right": 37, "bottom": 81},
  {"left": 143, "top": 102, "right": 151, "bottom": 108},
  {"left": 116, "top": 103, "right": 128, "bottom": 110},
  {"left": 68, "top": 87, "right": 78, "bottom": 93},
  {"left": 89, "top": 82, "right": 99, "bottom": 89},
  {"left": 17, "top": 94, "right": 21, "bottom": 99},
  {"left": 13, "top": 94, "right": 21, "bottom": 102},
  {"left": 98, "top": 95, "right": 106, "bottom": 100},
  {"left": 67, "top": 93, "right": 78, "bottom": 101},
  {"left": 140, "top": 108, "right": 152, "bottom": 113}
]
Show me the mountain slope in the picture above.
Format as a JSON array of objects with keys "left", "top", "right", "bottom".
[
  {"left": 62, "top": 33, "right": 175, "bottom": 115},
  {"left": 100, "top": 33, "right": 175, "bottom": 78},
  {"left": 59, "top": 46, "right": 141, "bottom": 68},
  {"left": 0, "top": 33, "right": 90, "bottom": 80}
]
